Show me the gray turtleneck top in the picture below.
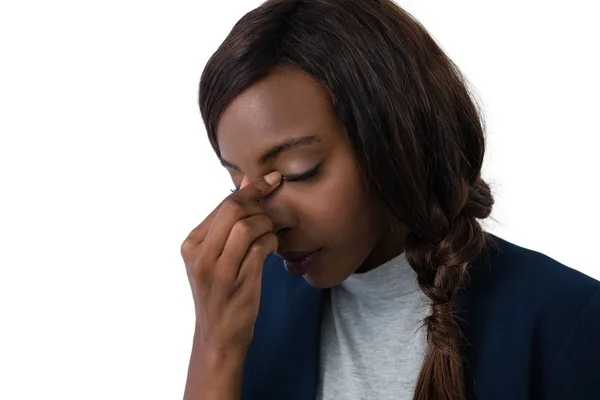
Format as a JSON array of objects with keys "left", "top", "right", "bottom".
[{"left": 316, "top": 251, "right": 428, "bottom": 400}]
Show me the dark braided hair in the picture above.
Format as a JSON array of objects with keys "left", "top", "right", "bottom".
[
  {"left": 199, "top": 1, "right": 495, "bottom": 398},
  {"left": 406, "top": 177, "right": 493, "bottom": 399}
]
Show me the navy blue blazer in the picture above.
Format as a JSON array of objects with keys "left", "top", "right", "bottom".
[{"left": 241, "top": 235, "right": 600, "bottom": 399}]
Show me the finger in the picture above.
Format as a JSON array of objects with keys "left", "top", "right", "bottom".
[
  {"left": 234, "top": 171, "right": 282, "bottom": 203},
  {"left": 182, "top": 204, "right": 222, "bottom": 248},
  {"left": 180, "top": 171, "right": 277, "bottom": 253},
  {"left": 236, "top": 231, "right": 278, "bottom": 284},
  {"left": 203, "top": 172, "right": 282, "bottom": 259},
  {"left": 181, "top": 171, "right": 276, "bottom": 247},
  {"left": 216, "top": 214, "right": 274, "bottom": 282}
]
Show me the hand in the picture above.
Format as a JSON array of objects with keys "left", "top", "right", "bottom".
[{"left": 181, "top": 171, "right": 282, "bottom": 355}]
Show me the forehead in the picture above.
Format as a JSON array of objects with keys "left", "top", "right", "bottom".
[{"left": 216, "top": 67, "right": 337, "bottom": 160}]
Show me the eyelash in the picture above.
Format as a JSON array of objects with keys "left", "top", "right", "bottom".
[{"left": 230, "top": 162, "right": 322, "bottom": 193}]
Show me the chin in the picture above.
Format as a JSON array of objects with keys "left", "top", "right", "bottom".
[
  {"left": 302, "top": 260, "right": 352, "bottom": 289},
  {"left": 279, "top": 248, "right": 357, "bottom": 288},
  {"left": 302, "top": 273, "right": 335, "bottom": 289}
]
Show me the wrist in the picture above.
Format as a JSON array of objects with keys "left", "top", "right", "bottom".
[
  {"left": 194, "top": 327, "right": 250, "bottom": 362},
  {"left": 193, "top": 335, "right": 248, "bottom": 368},
  {"left": 201, "top": 346, "right": 247, "bottom": 369},
  {"left": 185, "top": 340, "right": 246, "bottom": 400}
]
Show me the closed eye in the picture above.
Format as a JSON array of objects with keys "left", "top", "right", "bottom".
[
  {"left": 282, "top": 161, "right": 323, "bottom": 183},
  {"left": 230, "top": 161, "right": 323, "bottom": 193}
]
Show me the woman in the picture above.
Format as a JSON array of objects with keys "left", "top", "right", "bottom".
[{"left": 180, "top": 1, "right": 600, "bottom": 399}]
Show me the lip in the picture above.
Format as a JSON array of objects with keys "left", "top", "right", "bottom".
[
  {"left": 276, "top": 249, "right": 320, "bottom": 261},
  {"left": 275, "top": 248, "right": 323, "bottom": 276}
]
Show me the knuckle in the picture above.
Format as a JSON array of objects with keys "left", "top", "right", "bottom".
[
  {"left": 222, "top": 196, "right": 244, "bottom": 216},
  {"left": 249, "top": 233, "right": 278, "bottom": 257},
  {"left": 248, "top": 242, "right": 265, "bottom": 257},
  {"left": 180, "top": 239, "right": 194, "bottom": 259},
  {"left": 259, "top": 214, "right": 274, "bottom": 232},
  {"left": 235, "top": 281, "right": 257, "bottom": 302},
  {"left": 233, "top": 219, "right": 254, "bottom": 241},
  {"left": 252, "top": 180, "right": 269, "bottom": 194},
  {"left": 190, "top": 258, "right": 211, "bottom": 281}
]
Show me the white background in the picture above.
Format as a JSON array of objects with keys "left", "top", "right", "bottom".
[{"left": 1, "top": 0, "right": 598, "bottom": 398}]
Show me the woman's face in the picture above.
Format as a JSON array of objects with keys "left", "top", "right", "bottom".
[{"left": 216, "top": 66, "right": 407, "bottom": 288}]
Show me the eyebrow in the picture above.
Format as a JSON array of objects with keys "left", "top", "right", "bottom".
[{"left": 220, "top": 134, "right": 321, "bottom": 171}]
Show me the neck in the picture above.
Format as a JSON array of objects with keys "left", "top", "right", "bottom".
[{"left": 356, "top": 223, "right": 410, "bottom": 273}]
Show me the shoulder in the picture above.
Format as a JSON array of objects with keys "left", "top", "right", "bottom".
[
  {"left": 460, "top": 233, "right": 600, "bottom": 399},
  {"left": 465, "top": 233, "right": 599, "bottom": 315}
]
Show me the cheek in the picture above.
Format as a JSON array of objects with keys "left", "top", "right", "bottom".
[{"left": 296, "top": 166, "right": 379, "bottom": 244}]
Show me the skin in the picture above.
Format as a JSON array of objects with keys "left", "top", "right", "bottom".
[
  {"left": 217, "top": 66, "right": 409, "bottom": 288},
  {"left": 182, "top": 66, "right": 410, "bottom": 398},
  {"left": 182, "top": 173, "right": 283, "bottom": 400}
]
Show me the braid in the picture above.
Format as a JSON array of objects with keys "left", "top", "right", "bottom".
[
  {"left": 198, "top": 0, "right": 496, "bottom": 396},
  {"left": 408, "top": 178, "right": 493, "bottom": 400}
]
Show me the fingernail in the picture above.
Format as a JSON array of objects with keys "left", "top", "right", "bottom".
[{"left": 264, "top": 171, "right": 282, "bottom": 185}]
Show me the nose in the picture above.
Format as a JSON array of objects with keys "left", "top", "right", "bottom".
[
  {"left": 238, "top": 174, "right": 295, "bottom": 235},
  {"left": 260, "top": 190, "right": 295, "bottom": 238}
]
